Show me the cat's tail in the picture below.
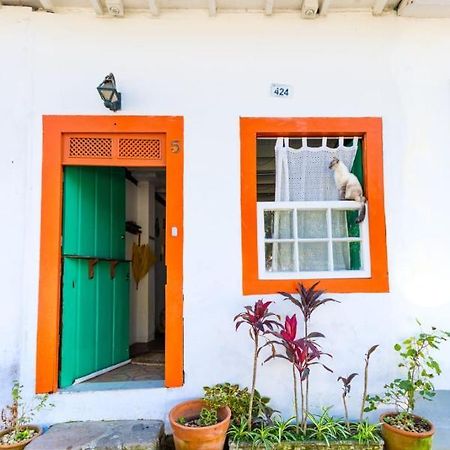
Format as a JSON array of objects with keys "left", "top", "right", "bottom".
[{"left": 355, "top": 197, "right": 366, "bottom": 223}]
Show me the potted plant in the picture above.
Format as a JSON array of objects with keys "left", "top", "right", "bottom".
[
  {"left": 0, "top": 382, "right": 50, "bottom": 450},
  {"left": 365, "top": 324, "right": 450, "bottom": 450},
  {"left": 228, "top": 408, "right": 384, "bottom": 449},
  {"left": 169, "top": 383, "right": 275, "bottom": 450},
  {"left": 203, "top": 383, "right": 275, "bottom": 428},
  {"left": 169, "top": 397, "right": 231, "bottom": 450},
  {"left": 228, "top": 283, "right": 384, "bottom": 450}
]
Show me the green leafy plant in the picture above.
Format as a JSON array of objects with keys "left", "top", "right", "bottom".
[
  {"left": 203, "top": 383, "right": 274, "bottom": 426},
  {"left": 198, "top": 408, "right": 218, "bottom": 427},
  {"left": 269, "top": 416, "right": 299, "bottom": 443},
  {"left": 177, "top": 416, "right": 186, "bottom": 426},
  {"left": 247, "top": 425, "right": 278, "bottom": 450},
  {"left": 227, "top": 421, "right": 255, "bottom": 445},
  {"left": 0, "top": 382, "right": 52, "bottom": 445},
  {"left": 229, "top": 416, "right": 301, "bottom": 447},
  {"left": 350, "top": 420, "right": 380, "bottom": 444},
  {"left": 306, "top": 408, "right": 351, "bottom": 445},
  {"left": 365, "top": 324, "right": 450, "bottom": 432},
  {"left": 176, "top": 408, "right": 218, "bottom": 428}
]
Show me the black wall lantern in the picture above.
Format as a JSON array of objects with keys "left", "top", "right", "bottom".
[{"left": 97, "top": 73, "right": 121, "bottom": 112}]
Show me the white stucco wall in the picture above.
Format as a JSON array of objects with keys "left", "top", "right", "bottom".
[{"left": 1, "top": 5, "right": 450, "bottom": 431}]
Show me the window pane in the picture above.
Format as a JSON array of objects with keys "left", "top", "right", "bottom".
[
  {"left": 265, "top": 243, "right": 295, "bottom": 272},
  {"left": 331, "top": 210, "right": 361, "bottom": 238},
  {"left": 298, "top": 242, "right": 328, "bottom": 271},
  {"left": 264, "top": 210, "right": 293, "bottom": 239},
  {"left": 297, "top": 210, "right": 327, "bottom": 238},
  {"left": 332, "top": 210, "right": 347, "bottom": 238},
  {"left": 333, "top": 241, "right": 362, "bottom": 270}
]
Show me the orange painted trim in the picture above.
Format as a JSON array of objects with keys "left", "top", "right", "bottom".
[
  {"left": 37, "top": 115, "right": 184, "bottom": 393},
  {"left": 240, "top": 117, "right": 389, "bottom": 295}
]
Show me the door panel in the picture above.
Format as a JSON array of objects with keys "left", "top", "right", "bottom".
[
  {"left": 112, "top": 263, "right": 130, "bottom": 363},
  {"left": 60, "top": 166, "right": 128, "bottom": 388},
  {"left": 62, "top": 167, "right": 125, "bottom": 259}
]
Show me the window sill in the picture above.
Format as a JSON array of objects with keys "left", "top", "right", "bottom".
[{"left": 260, "top": 270, "right": 371, "bottom": 280}]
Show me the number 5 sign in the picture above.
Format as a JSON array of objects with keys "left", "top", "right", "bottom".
[{"left": 270, "top": 83, "right": 293, "bottom": 98}]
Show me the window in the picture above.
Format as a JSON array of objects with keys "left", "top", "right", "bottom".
[
  {"left": 259, "top": 201, "right": 370, "bottom": 279},
  {"left": 241, "top": 118, "right": 388, "bottom": 294}
]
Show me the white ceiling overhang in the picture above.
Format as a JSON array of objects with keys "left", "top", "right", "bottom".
[{"left": 1, "top": 0, "right": 450, "bottom": 18}]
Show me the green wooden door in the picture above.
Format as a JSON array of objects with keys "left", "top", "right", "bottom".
[{"left": 60, "top": 166, "right": 129, "bottom": 388}]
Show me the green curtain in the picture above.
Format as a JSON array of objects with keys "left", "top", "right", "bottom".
[{"left": 347, "top": 140, "right": 363, "bottom": 270}]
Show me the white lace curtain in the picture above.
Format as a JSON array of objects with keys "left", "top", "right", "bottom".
[{"left": 272, "top": 137, "right": 359, "bottom": 272}]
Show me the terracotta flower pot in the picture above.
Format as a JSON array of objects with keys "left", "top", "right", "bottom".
[
  {"left": 0, "top": 425, "right": 42, "bottom": 450},
  {"left": 381, "top": 413, "right": 434, "bottom": 450},
  {"left": 169, "top": 399, "right": 231, "bottom": 450}
]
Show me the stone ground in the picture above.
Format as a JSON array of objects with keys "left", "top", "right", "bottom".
[{"left": 27, "top": 420, "right": 164, "bottom": 450}]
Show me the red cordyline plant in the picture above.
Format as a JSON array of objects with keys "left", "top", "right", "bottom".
[
  {"left": 266, "top": 314, "right": 330, "bottom": 432},
  {"left": 337, "top": 372, "right": 358, "bottom": 429},
  {"left": 279, "top": 282, "right": 338, "bottom": 430},
  {"left": 234, "top": 300, "right": 281, "bottom": 430}
]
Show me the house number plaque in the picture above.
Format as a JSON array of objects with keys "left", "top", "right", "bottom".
[{"left": 270, "top": 83, "right": 293, "bottom": 98}]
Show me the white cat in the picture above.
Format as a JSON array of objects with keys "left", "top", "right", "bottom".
[{"left": 329, "top": 157, "right": 366, "bottom": 223}]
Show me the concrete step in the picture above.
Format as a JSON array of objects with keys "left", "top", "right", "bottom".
[{"left": 27, "top": 420, "right": 164, "bottom": 450}]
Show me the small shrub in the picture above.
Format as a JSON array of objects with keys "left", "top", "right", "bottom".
[
  {"left": 0, "top": 382, "right": 52, "bottom": 445},
  {"left": 203, "top": 383, "right": 274, "bottom": 426}
]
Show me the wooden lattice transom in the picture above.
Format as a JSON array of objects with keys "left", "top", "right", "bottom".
[
  {"left": 68, "top": 137, "right": 113, "bottom": 158},
  {"left": 119, "top": 138, "right": 162, "bottom": 160}
]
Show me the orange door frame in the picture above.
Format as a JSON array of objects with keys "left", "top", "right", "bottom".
[{"left": 36, "top": 115, "right": 184, "bottom": 393}]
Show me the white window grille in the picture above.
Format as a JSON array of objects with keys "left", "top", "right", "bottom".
[{"left": 257, "top": 201, "right": 370, "bottom": 280}]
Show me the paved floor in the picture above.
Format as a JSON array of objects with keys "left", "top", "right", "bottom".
[
  {"left": 88, "top": 336, "right": 165, "bottom": 383},
  {"left": 89, "top": 361, "right": 164, "bottom": 382}
]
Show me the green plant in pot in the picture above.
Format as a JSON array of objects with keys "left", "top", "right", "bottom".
[
  {"left": 0, "top": 382, "right": 51, "bottom": 450},
  {"left": 169, "top": 397, "right": 231, "bottom": 450},
  {"left": 365, "top": 324, "right": 450, "bottom": 450},
  {"left": 203, "top": 383, "right": 275, "bottom": 427},
  {"left": 228, "top": 283, "right": 384, "bottom": 450}
]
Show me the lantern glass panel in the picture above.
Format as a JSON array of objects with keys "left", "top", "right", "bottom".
[
  {"left": 110, "top": 90, "right": 119, "bottom": 102},
  {"left": 98, "top": 86, "right": 112, "bottom": 102}
]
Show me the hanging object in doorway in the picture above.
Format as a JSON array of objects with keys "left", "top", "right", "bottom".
[
  {"left": 131, "top": 242, "right": 156, "bottom": 289},
  {"left": 126, "top": 221, "right": 142, "bottom": 235}
]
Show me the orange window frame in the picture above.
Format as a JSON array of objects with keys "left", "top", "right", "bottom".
[
  {"left": 36, "top": 115, "right": 184, "bottom": 393},
  {"left": 241, "top": 117, "right": 389, "bottom": 295}
]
